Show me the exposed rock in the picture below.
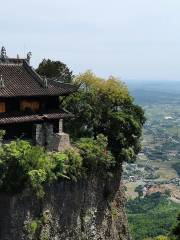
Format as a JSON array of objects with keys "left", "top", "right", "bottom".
[{"left": 0, "top": 169, "right": 131, "bottom": 240}]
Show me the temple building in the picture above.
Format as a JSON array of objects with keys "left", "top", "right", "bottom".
[{"left": 0, "top": 47, "right": 77, "bottom": 151}]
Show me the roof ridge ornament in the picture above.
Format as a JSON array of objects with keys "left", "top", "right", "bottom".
[
  {"left": 43, "top": 76, "right": 48, "bottom": 88},
  {"left": 0, "top": 75, "right": 5, "bottom": 88},
  {"left": 0, "top": 46, "right": 8, "bottom": 63},
  {"left": 26, "top": 52, "right": 32, "bottom": 65}
]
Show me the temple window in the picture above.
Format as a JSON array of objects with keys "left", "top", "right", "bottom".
[
  {"left": 0, "top": 102, "right": 5, "bottom": 113},
  {"left": 20, "top": 100, "right": 40, "bottom": 112}
]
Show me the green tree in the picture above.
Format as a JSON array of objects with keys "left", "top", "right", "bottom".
[
  {"left": 171, "top": 213, "right": 180, "bottom": 240},
  {"left": 154, "top": 236, "right": 169, "bottom": 240},
  {"left": 126, "top": 193, "right": 179, "bottom": 240},
  {"left": 36, "top": 59, "right": 73, "bottom": 83},
  {"left": 135, "top": 185, "right": 144, "bottom": 197},
  {"left": 64, "top": 71, "right": 145, "bottom": 162}
]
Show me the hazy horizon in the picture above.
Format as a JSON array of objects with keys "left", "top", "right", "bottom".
[{"left": 1, "top": 0, "right": 180, "bottom": 81}]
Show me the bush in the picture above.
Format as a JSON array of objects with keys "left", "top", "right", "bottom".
[
  {"left": 51, "top": 152, "right": 68, "bottom": 178},
  {"left": 0, "top": 130, "right": 5, "bottom": 141},
  {"left": 0, "top": 140, "right": 54, "bottom": 196},
  {"left": 75, "top": 134, "right": 115, "bottom": 170},
  {"left": 155, "top": 236, "right": 169, "bottom": 240},
  {"left": 52, "top": 148, "right": 83, "bottom": 181},
  {"left": 0, "top": 135, "right": 116, "bottom": 197},
  {"left": 64, "top": 148, "right": 83, "bottom": 181},
  {"left": 25, "top": 219, "right": 39, "bottom": 237},
  {"left": 0, "top": 140, "right": 83, "bottom": 197}
]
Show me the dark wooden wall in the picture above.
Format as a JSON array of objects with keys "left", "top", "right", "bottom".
[{"left": 0, "top": 96, "right": 60, "bottom": 113}]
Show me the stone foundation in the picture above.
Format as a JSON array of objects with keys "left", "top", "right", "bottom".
[
  {"left": 33, "top": 119, "right": 71, "bottom": 152},
  {"left": 49, "top": 132, "right": 71, "bottom": 152}
]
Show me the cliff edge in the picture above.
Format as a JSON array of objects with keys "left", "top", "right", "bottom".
[{"left": 0, "top": 169, "right": 131, "bottom": 240}]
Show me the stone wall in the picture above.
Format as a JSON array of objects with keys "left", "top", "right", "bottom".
[
  {"left": 33, "top": 124, "right": 45, "bottom": 146},
  {"left": 0, "top": 170, "right": 131, "bottom": 240},
  {"left": 33, "top": 120, "right": 71, "bottom": 152},
  {"left": 47, "top": 132, "right": 70, "bottom": 152}
]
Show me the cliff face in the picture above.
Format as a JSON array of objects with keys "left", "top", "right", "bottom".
[{"left": 0, "top": 169, "right": 131, "bottom": 240}]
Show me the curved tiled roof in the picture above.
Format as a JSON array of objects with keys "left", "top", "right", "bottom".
[
  {"left": 0, "top": 60, "right": 77, "bottom": 97},
  {"left": 0, "top": 109, "right": 73, "bottom": 124}
]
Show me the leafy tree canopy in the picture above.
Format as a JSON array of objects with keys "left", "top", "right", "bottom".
[
  {"left": 171, "top": 213, "right": 180, "bottom": 240},
  {"left": 36, "top": 59, "right": 73, "bottom": 83},
  {"left": 63, "top": 70, "right": 145, "bottom": 162},
  {"left": 154, "top": 236, "right": 169, "bottom": 240},
  {"left": 127, "top": 193, "right": 180, "bottom": 240}
]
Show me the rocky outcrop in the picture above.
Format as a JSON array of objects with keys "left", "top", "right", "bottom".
[{"left": 0, "top": 169, "right": 131, "bottom": 240}]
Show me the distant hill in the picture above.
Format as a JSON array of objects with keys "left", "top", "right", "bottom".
[
  {"left": 125, "top": 80, "right": 180, "bottom": 104},
  {"left": 131, "top": 89, "right": 180, "bottom": 104}
]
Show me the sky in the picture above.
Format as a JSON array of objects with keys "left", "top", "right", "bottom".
[{"left": 0, "top": 0, "right": 180, "bottom": 81}]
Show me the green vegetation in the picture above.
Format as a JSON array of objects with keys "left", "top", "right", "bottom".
[
  {"left": 143, "top": 213, "right": 180, "bottom": 240},
  {"left": 52, "top": 148, "right": 83, "bottom": 182},
  {"left": 0, "top": 72, "right": 145, "bottom": 197},
  {"left": 0, "top": 139, "right": 81, "bottom": 197},
  {"left": 0, "top": 71, "right": 146, "bottom": 239},
  {"left": 144, "top": 236, "right": 169, "bottom": 240},
  {"left": 110, "top": 206, "right": 118, "bottom": 220},
  {"left": 171, "top": 213, "right": 180, "bottom": 240},
  {"left": 124, "top": 83, "right": 180, "bottom": 240},
  {"left": 0, "top": 140, "right": 54, "bottom": 197},
  {"left": 126, "top": 193, "right": 180, "bottom": 240},
  {"left": 172, "top": 162, "right": 180, "bottom": 177},
  {"left": 64, "top": 71, "right": 145, "bottom": 162},
  {"left": 36, "top": 59, "right": 73, "bottom": 83},
  {"left": 25, "top": 219, "right": 40, "bottom": 238},
  {"left": 75, "top": 134, "right": 115, "bottom": 170},
  {"left": 0, "top": 134, "right": 116, "bottom": 197},
  {"left": 0, "top": 130, "right": 5, "bottom": 141},
  {"left": 25, "top": 210, "right": 51, "bottom": 240},
  {"left": 0, "top": 72, "right": 145, "bottom": 198}
]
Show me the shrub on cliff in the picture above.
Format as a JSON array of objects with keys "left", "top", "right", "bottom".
[
  {"left": 0, "top": 135, "right": 114, "bottom": 197},
  {"left": 75, "top": 134, "right": 115, "bottom": 170},
  {"left": 52, "top": 148, "right": 83, "bottom": 181},
  {"left": 0, "top": 140, "right": 84, "bottom": 196},
  {"left": 0, "top": 140, "right": 54, "bottom": 197},
  {"left": 63, "top": 71, "right": 145, "bottom": 162}
]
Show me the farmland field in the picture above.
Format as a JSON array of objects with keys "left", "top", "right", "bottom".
[{"left": 124, "top": 81, "right": 180, "bottom": 239}]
